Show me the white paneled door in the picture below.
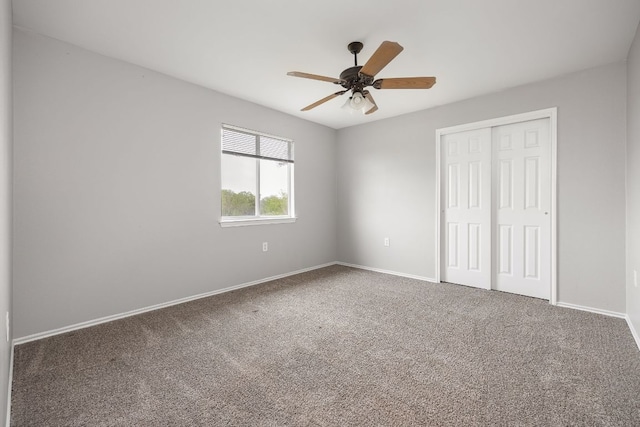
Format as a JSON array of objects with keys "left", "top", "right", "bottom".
[
  {"left": 441, "top": 117, "right": 551, "bottom": 300},
  {"left": 442, "top": 128, "right": 492, "bottom": 290},
  {"left": 492, "top": 119, "right": 551, "bottom": 299}
]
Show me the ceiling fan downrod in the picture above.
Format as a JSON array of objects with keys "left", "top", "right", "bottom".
[{"left": 347, "top": 41, "right": 363, "bottom": 67}]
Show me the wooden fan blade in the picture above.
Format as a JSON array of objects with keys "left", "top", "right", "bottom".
[
  {"left": 301, "top": 90, "right": 347, "bottom": 111},
  {"left": 374, "top": 77, "right": 436, "bottom": 89},
  {"left": 359, "top": 41, "right": 404, "bottom": 77},
  {"left": 287, "top": 71, "right": 342, "bottom": 84},
  {"left": 364, "top": 91, "right": 378, "bottom": 115}
]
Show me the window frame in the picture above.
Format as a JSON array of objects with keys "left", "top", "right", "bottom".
[{"left": 219, "top": 124, "right": 296, "bottom": 227}]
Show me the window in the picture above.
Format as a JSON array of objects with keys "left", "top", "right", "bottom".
[{"left": 220, "top": 124, "right": 295, "bottom": 226}]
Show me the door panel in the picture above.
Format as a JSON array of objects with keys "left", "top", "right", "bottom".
[
  {"left": 447, "top": 222, "right": 459, "bottom": 268},
  {"left": 492, "top": 118, "right": 550, "bottom": 299},
  {"left": 468, "top": 223, "right": 481, "bottom": 271},
  {"left": 498, "top": 160, "right": 512, "bottom": 208},
  {"left": 498, "top": 224, "right": 513, "bottom": 275},
  {"left": 448, "top": 163, "right": 459, "bottom": 208},
  {"left": 442, "top": 129, "right": 491, "bottom": 289},
  {"left": 524, "top": 226, "right": 539, "bottom": 279}
]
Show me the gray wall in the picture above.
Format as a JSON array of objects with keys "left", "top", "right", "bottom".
[
  {"left": 337, "top": 62, "right": 628, "bottom": 313},
  {"left": 12, "top": 29, "right": 337, "bottom": 339},
  {"left": 0, "top": 0, "right": 11, "bottom": 422},
  {"left": 627, "top": 23, "right": 640, "bottom": 335}
]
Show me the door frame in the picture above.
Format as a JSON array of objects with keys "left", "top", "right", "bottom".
[{"left": 434, "top": 108, "right": 558, "bottom": 304}]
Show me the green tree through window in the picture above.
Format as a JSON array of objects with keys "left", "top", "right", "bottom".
[
  {"left": 221, "top": 190, "right": 255, "bottom": 216},
  {"left": 260, "top": 191, "right": 288, "bottom": 216}
]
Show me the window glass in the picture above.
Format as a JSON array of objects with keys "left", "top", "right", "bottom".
[
  {"left": 221, "top": 154, "right": 256, "bottom": 216},
  {"left": 259, "top": 159, "right": 289, "bottom": 216}
]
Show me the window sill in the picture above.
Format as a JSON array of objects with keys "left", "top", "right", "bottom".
[{"left": 219, "top": 217, "right": 297, "bottom": 228}]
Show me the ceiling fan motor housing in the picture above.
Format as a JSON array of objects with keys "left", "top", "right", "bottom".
[
  {"left": 339, "top": 65, "right": 374, "bottom": 93},
  {"left": 339, "top": 66, "right": 361, "bottom": 86}
]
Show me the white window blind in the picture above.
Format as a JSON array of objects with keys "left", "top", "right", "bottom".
[{"left": 222, "top": 125, "right": 293, "bottom": 163}]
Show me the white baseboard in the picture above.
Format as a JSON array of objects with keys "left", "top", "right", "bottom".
[
  {"left": 336, "top": 262, "right": 437, "bottom": 283},
  {"left": 5, "top": 342, "right": 13, "bottom": 427},
  {"left": 13, "top": 262, "right": 337, "bottom": 345},
  {"left": 555, "top": 302, "right": 626, "bottom": 319},
  {"left": 626, "top": 315, "right": 640, "bottom": 351}
]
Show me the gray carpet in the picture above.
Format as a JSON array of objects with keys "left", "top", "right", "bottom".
[{"left": 10, "top": 265, "right": 640, "bottom": 426}]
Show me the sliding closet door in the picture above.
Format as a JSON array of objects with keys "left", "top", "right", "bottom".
[
  {"left": 441, "top": 128, "right": 492, "bottom": 289},
  {"left": 492, "top": 118, "right": 551, "bottom": 299}
]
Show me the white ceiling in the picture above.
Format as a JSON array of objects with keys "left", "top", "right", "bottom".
[{"left": 11, "top": 0, "right": 640, "bottom": 129}]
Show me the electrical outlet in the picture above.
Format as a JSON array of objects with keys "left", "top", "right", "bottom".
[
  {"left": 384, "top": 237, "right": 390, "bottom": 247},
  {"left": 262, "top": 242, "right": 268, "bottom": 252},
  {"left": 5, "top": 311, "right": 8, "bottom": 342},
  {"left": 634, "top": 270, "right": 638, "bottom": 288}
]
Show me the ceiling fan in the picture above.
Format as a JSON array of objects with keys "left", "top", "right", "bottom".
[{"left": 287, "top": 41, "right": 436, "bottom": 115}]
